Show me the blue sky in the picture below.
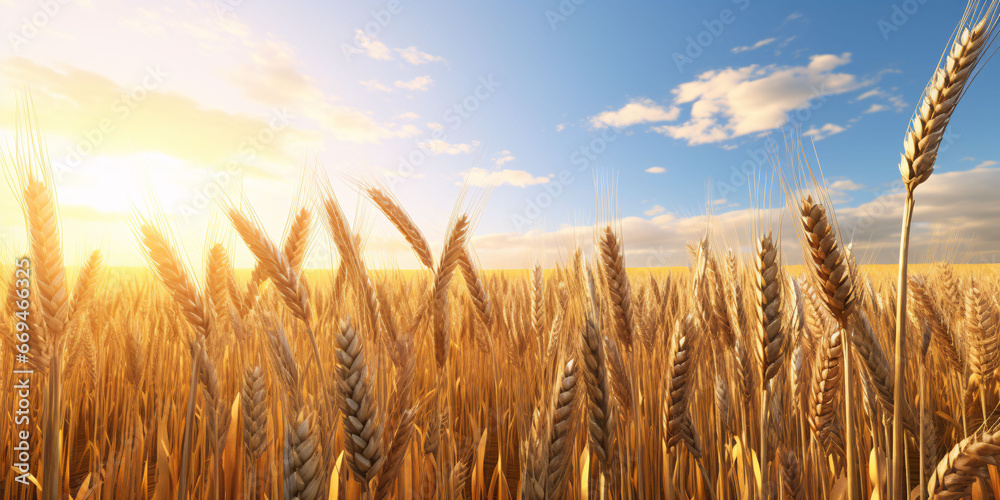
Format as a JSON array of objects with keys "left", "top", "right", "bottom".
[{"left": 1, "top": 0, "right": 998, "bottom": 268}]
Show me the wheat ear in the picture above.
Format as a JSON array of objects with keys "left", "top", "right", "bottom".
[
  {"left": 546, "top": 358, "right": 580, "bottom": 497},
  {"left": 432, "top": 214, "right": 470, "bottom": 367},
  {"left": 284, "top": 409, "right": 322, "bottom": 500},
  {"left": 139, "top": 223, "right": 212, "bottom": 338},
  {"left": 600, "top": 226, "right": 636, "bottom": 349},
  {"left": 206, "top": 244, "right": 230, "bottom": 327},
  {"left": 665, "top": 315, "right": 703, "bottom": 459},
  {"left": 582, "top": 317, "right": 615, "bottom": 470},
  {"left": 910, "top": 275, "right": 962, "bottom": 371},
  {"left": 367, "top": 185, "right": 435, "bottom": 270},
  {"left": 227, "top": 209, "right": 311, "bottom": 323},
  {"left": 964, "top": 287, "right": 998, "bottom": 387},
  {"left": 242, "top": 365, "right": 268, "bottom": 499},
  {"left": 809, "top": 328, "right": 844, "bottom": 456},
  {"left": 458, "top": 248, "right": 492, "bottom": 328},
  {"left": 68, "top": 249, "right": 102, "bottom": 323},
  {"left": 928, "top": 430, "right": 1000, "bottom": 499},
  {"left": 780, "top": 449, "right": 804, "bottom": 500},
  {"left": 284, "top": 206, "right": 312, "bottom": 274},
  {"left": 335, "top": 317, "right": 385, "bottom": 488},
  {"left": 24, "top": 177, "right": 68, "bottom": 341}
]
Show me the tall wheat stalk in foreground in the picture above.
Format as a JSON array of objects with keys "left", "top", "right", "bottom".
[
  {"left": 892, "top": 3, "right": 998, "bottom": 494},
  {"left": 755, "top": 231, "right": 783, "bottom": 499}
]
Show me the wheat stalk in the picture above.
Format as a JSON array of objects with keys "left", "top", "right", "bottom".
[
  {"left": 755, "top": 230, "right": 783, "bottom": 498},
  {"left": 893, "top": 4, "right": 998, "bottom": 492}
]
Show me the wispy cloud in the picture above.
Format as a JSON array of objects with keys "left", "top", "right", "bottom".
[
  {"left": 396, "top": 46, "right": 446, "bottom": 65},
  {"left": 644, "top": 205, "right": 665, "bottom": 216},
  {"left": 830, "top": 179, "right": 864, "bottom": 191},
  {"left": 361, "top": 79, "right": 394, "bottom": 92},
  {"left": 589, "top": 98, "right": 679, "bottom": 129},
  {"left": 803, "top": 123, "right": 846, "bottom": 141},
  {"left": 461, "top": 167, "right": 549, "bottom": 188},
  {"left": 731, "top": 37, "right": 777, "bottom": 54},
  {"left": 344, "top": 32, "right": 443, "bottom": 65},
  {"left": 493, "top": 150, "right": 516, "bottom": 167},
  {"left": 645, "top": 166, "right": 666, "bottom": 174},
  {"left": 394, "top": 75, "right": 433, "bottom": 91},
  {"left": 419, "top": 139, "right": 480, "bottom": 155},
  {"left": 348, "top": 29, "right": 393, "bottom": 60}
]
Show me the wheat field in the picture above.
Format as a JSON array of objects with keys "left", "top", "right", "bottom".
[{"left": 3, "top": 2, "right": 1000, "bottom": 500}]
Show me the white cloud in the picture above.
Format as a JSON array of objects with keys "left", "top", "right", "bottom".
[
  {"left": 803, "top": 123, "right": 846, "bottom": 141},
  {"left": 393, "top": 112, "right": 419, "bottom": 121},
  {"left": 419, "top": 139, "right": 479, "bottom": 155},
  {"left": 461, "top": 168, "right": 549, "bottom": 188},
  {"left": 782, "top": 12, "right": 804, "bottom": 27},
  {"left": 344, "top": 34, "right": 443, "bottom": 65},
  {"left": 645, "top": 166, "right": 666, "bottom": 174},
  {"left": 731, "top": 37, "right": 777, "bottom": 54},
  {"left": 494, "top": 151, "right": 516, "bottom": 167},
  {"left": 427, "top": 122, "right": 444, "bottom": 131},
  {"left": 975, "top": 160, "right": 998, "bottom": 169},
  {"left": 556, "top": 123, "right": 566, "bottom": 132},
  {"left": 361, "top": 79, "right": 394, "bottom": 92},
  {"left": 888, "top": 95, "right": 908, "bottom": 111},
  {"left": 857, "top": 88, "right": 882, "bottom": 100},
  {"left": 394, "top": 75, "right": 433, "bottom": 91},
  {"left": 654, "top": 54, "right": 870, "bottom": 145},
  {"left": 830, "top": 179, "right": 864, "bottom": 191},
  {"left": 645, "top": 205, "right": 666, "bottom": 216},
  {"left": 363, "top": 76, "right": 434, "bottom": 92},
  {"left": 589, "top": 98, "right": 680, "bottom": 129},
  {"left": 863, "top": 104, "right": 887, "bottom": 113},
  {"left": 396, "top": 46, "right": 446, "bottom": 65},
  {"left": 349, "top": 30, "right": 393, "bottom": 60}
]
